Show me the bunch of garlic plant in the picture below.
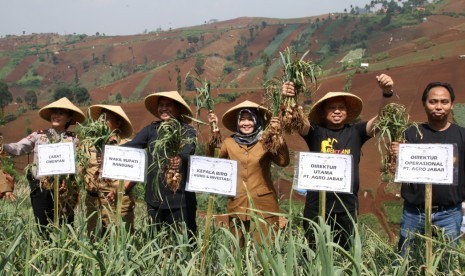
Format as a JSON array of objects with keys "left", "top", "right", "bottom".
[
  {"left": 151, "top": 118, "right": 196, "bottom": 192},
  {"left": 261, "top": 80, "right": 283, "bottom": 154},
  {"left": 372, "top": 103, "right": 421, "bottom": 182},
  {"left": 278, "top": 47, "right": 321, "bottom": 133},
  {"left": 76, "top": 113, "right": 117, "bottom": 172},
  {"left": 194, "top": 75, "right": 222, "bottom": 149}
]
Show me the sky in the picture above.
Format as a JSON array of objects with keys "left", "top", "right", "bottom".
[{"left": 0, "top": 0, "right": 374, "bottom": 37}]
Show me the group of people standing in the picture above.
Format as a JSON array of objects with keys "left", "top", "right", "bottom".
[{"left": 0, "top": 73, "right": 464, "bottom": 256}]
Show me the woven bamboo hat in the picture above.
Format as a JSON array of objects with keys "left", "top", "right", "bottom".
[
  {"left": 222, "top": 100, "right": 271, "bottom": 132},
  {"left": 39, "top": 97, "right": 86, "bottom": 125},
  {"left": 88, "top": 105, "right": 133, "bottom": 139},
  {"left": 144, "top": 91, "right": 193, "bottom": 123},
  {"left": 309, "top": 92, "right": 363, "bottom": 124}
]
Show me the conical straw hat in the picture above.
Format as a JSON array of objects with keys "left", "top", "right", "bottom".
[
  {"left": 88, "top": 104, "right": 133, "bottom": 138},
  {"left": 221, "top": 100, "right": 270, "bottom": 132},
  {"left": 308, "top": 92, "right": 363, "bottom": 124},
  {"left": 144, "top": 91, "right": 193, "bottom": 123},
  {"left": 39, "top": 97, "right": 85, "bottom": 125}
]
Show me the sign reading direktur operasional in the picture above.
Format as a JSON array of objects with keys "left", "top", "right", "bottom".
[{"left": 394, "top": 143, "right": 456, "bottom": 185}]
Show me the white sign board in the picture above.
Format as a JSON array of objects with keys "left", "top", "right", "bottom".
[
  {"left": 394, "top": 143, "right": 455, "bottom": 185},
  {"left": 37, "top": 142, "right": 76, "bottom": 176},
  {"left": 295, "top": 152, "right": 353, "bottom": 193},
  {"left": 101, "top": 145, "right": 147, "bottom": 182},
  {"left": 186, "top": 155, "right": 238, "bottom": 196}
]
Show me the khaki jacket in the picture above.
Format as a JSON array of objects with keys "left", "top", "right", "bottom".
[
  {"left": 218, "top": 137, "right": 290, "bottom": 221},
  {"left": 83, "top": 138, "right": 130, "bottom": 193},
  {"left": 0, "top": 170, "right": 13, "bottom": 194}
]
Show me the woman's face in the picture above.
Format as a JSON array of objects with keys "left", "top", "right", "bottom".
[
  {"left": 102, "top": 111, "right": 122, "bottom": 131},
  {"left": 238, "top": 111, "right": 255, "bottom": 134},
  {"left": 50, "top": 108, "right": 72, "bottom": 131},
  {"left": 157, "top": 97, "right": 179, "bottom": 121}
]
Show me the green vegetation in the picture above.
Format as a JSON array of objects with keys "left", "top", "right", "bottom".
[
  {"left": 0, "top": 81, "right": 13, "bottom": 116},
  {"left": 94, "top": 64, "right": 129, "bottom": 88},
  {"left": 15, "top": 59, "right": 43, "bottom": 89},
  {"left": 359, "top": 213, "right": 388, "bottom": 241},
  {"left": 261, "top": 24, "right": 300, "bottom": 57},
  {"left": 289, "top": 23, "right": 316, "bottom": 53},
  {"left": 367, "top": 39, "right": 462, "bottom": 71},
  {"left": 0, "top": 47, "right": 33, "bottom": 80},
  {"left": 382, "top": 201, "right": 403, "bottom": 225},
  {"left": 216, "top": 92, "right": 240, "bottom": 103},
  {"left": 453, "top": 103, "right": 465, "bottom": 127},
  {"left": 133, "top": 70, "right": 157, "bottom": 100},
  {"left": 1, "top": 194, "right": 464, "bottom": 274}
]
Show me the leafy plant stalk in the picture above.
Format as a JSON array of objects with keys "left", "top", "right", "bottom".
[
  {"left": 271, "top": 47, "right": 321, "bottom": 133},
  {"left": 194, "top": 75, "right": 222, "bottom": 149},
  {"left": 261, "top": 82, "right": 283, "bottom": 154},
  {"left": 372, "top": 103, "right": 421, "bottom": 182},
  {"left": 150, "top": 118, "right": 196, "bottom": 192}
]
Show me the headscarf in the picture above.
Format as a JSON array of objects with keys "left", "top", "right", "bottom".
[{"left": 233, "top": 109, "right": 263, "bottom": 146}]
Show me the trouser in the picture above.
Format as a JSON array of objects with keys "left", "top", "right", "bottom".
[
  {"left": 147, "top": 204, "right": 197, "bottom": 241},
  {"left": 85, "top": 191, "right": 135, "bottom": 235},
  {"left": 303, "top": 207, "right": 357, "bottom": 250},
  {"left": 30, "top": 188, "right": 75, "bottom": 232},
  {"left": 229, "top": 215, "right": 279, "bottom": 247},
  {"left": 398, "top": 202, "right": 462, "bottom": 255}
]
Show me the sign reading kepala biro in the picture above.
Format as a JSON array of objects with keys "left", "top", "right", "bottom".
[
  {"left": 394, "top": 143, "right": 456, "bottom": 185},
  {"left": 294, "top": 152, "right": 353, "bottom": 193},
  {"left": 186, "top": 156, "right": 237, "bottom": 196},
  {"left": 37, "top": 142, "right": 76, "bottom": 176},
  {"left": 101, "top": 145, "right": 147, "bottom": 182}
]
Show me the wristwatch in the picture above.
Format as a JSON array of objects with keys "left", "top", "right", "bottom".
[{"left": 383, "top": 89, "right": 394, "bottom": 98}]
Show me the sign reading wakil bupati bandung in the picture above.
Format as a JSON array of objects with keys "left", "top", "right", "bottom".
[
  {"left": 295, "top": 152, "right": 353, "bottom": 193},
  {"left": 394, "top": 143, "right": 456, "bottom": 185},
  {"left": 101, "top": 145, "right": 147, "bottom": 182},
  {"left": 37, "top": 142, "right": 76, "bottom": 176},
  {"left": 186, "top": 156, "right": 237, "bottom": 196}
]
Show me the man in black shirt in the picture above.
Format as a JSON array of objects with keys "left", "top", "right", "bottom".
[
  {"left": 283, "top": 74, "right": 394, "bottom": 249},
  {"left": 391, "top": 82, "right": 465, "bottom": 254}
]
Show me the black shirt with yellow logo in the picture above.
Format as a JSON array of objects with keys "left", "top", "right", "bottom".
[{"left": 302, "top": 122, "right": 370, "bottom": 213}]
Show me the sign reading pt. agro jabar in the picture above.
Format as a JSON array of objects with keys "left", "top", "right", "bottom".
[
  {"left": 186, "top": 156, "right": 237, "bottom": 196},
  {"left": 394, "top": 143, "right": 456, "bottom": 185},
  {"left": 295, "top": 152, "right": 353, "bottom": 193},
  {"left": 37, "top": 142, "right": 76, "bottom": 176}
]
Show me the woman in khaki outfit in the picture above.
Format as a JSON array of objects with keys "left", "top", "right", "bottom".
[
  {"left": 82, "top": 105, "right": 135, "bottom": 235},
  {"left": 208, "top": 100, "right": 290, "bottom": 245}
]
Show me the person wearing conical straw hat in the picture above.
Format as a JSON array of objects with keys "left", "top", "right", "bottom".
[
  {"left": 82, "top": 104, "right": 136, "bottom": 235},
  {"left": 282, "top": 74, "right": 395, "bottom": 249},
  {"left": 122, "top": 91, "right": 198, "bottom": 240},
  {"left": 2, "top": 97, "right": 85, "bottom": 233},
  {"left": 207, "top": 100, "right": 290, "bottom": 246}
]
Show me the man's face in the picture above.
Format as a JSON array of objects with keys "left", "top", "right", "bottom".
[
  {"left": 157, "top": 97, "right": 179, "bottom": 121},
  {"left": 322, "top": 97, "right": 347, "bottom": 129},
  {"left": 423, "top": 86, "right": 453, "bottom": 123}
]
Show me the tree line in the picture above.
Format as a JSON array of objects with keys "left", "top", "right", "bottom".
[{"left": 0, "top": 80, "right": 91, "bottom": 118}]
